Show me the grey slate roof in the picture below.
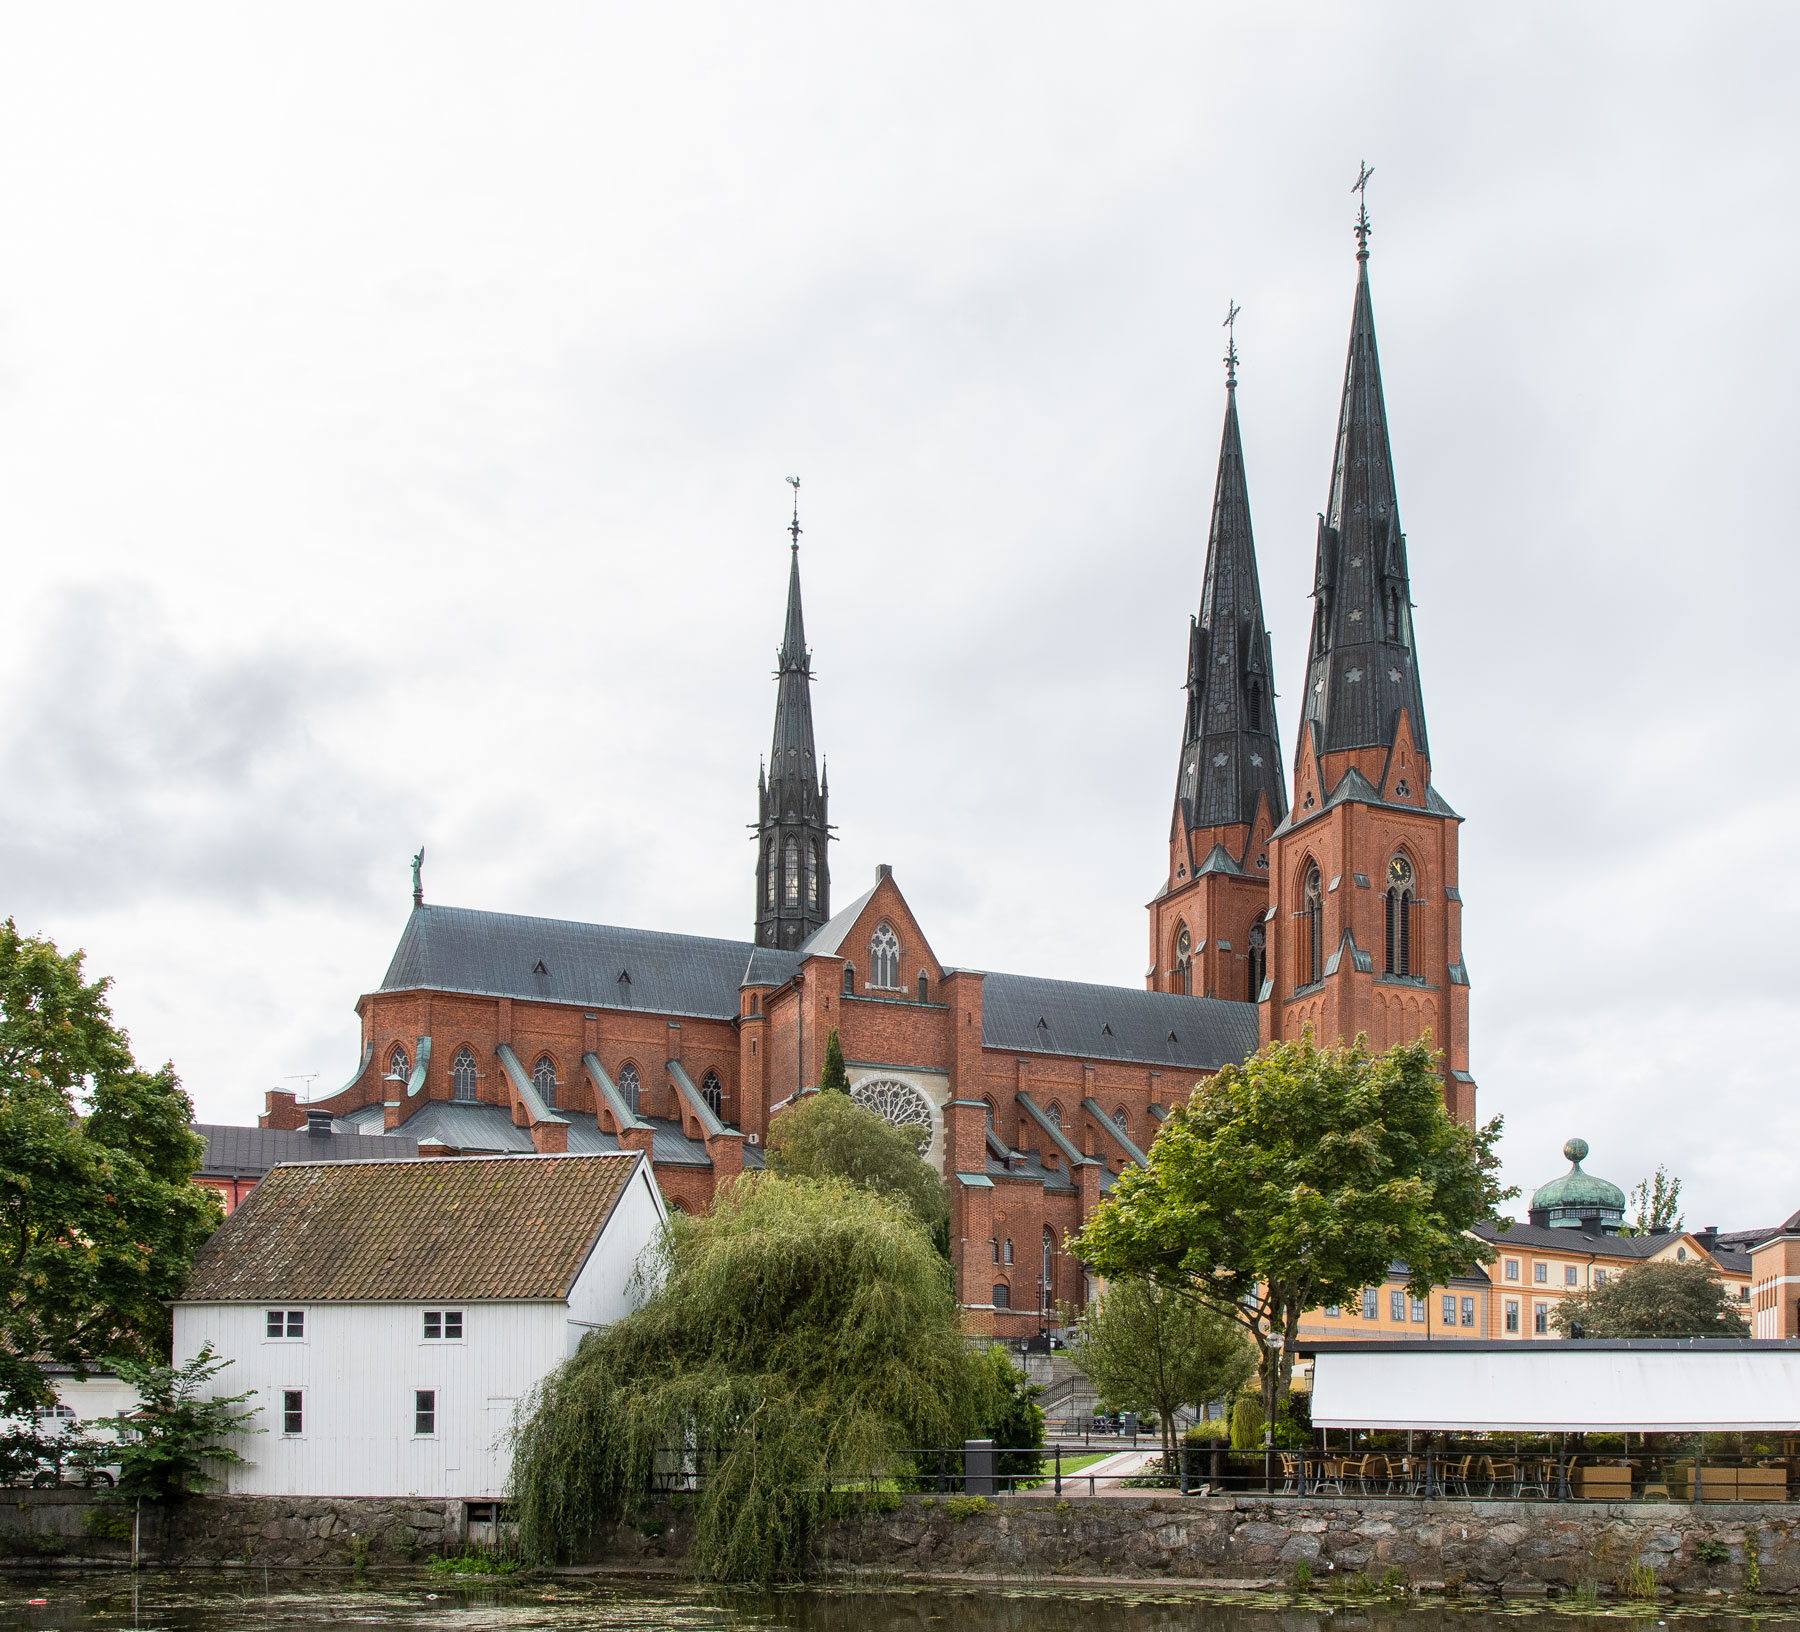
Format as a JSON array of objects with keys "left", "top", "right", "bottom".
[
  {"left": 340, "top": 1100, "right": 717, "bottom": 1166},
  {"left": 796, "top": 885, "right": 878, "bottom": 959},
  {"left": 380, "top": 904, "right": 763, "bottom": 1018},
  {"left": 980, "top": 972, "right": 1259, "bottom": 1073},
  {"left": 194, "top": 1122, "right": 418, "bottom": 1178},
  {"left": 1473, "top": 1221, "right": 1737, "bottom": 1263}
]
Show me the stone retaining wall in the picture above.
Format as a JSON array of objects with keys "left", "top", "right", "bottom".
[{"left": 0, "top": 1489, "right": 463, "bottom": 1569}]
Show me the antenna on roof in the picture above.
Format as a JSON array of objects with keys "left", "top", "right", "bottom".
[{"left": 285, "top": 1072, "right": 320, "bottom": 1104}]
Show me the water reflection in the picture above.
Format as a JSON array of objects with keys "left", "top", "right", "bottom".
[{"left": 0, "top": 1578, "right": 1795, "bottom": 1632}]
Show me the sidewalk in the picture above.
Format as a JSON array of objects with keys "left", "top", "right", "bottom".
[{"left": 1050, "top": 1447, "right": 1164, "bottom": 1496}]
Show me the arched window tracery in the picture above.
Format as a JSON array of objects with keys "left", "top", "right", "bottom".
[
  {"left": 869, "top": 923, "right": 900, "bottom": 989},
  {"left": 618, "top": 1062, "right": 641, "bottom": 1114},
  {"left": 701, "top": 1070, "right": 724, "bottom": 1117},
  {"left": 806, "top": 842, "right": 819, "bottom": 908},
  {"left": 850, "top": 1078, "right": 933, "bottom": 1146},
  {"left": 765, "top": 839, "right": 776, "bottom": 906},
  {"left": 452, "top": 1048, "right": 478, "bottom": 1103},
  {"left": 1385, "top": 853, "right": 1416, "bottom": 977},
  {"left": 1042, "top": 1227, "right": 1056, "bottom": 1310},
  {"left": 784, "top": 838, "right": 800, "bottom": 905},
  {"left": 388, "top": 1045, "right": 409, "bottom": 1083},
  {"left": 532, "top": 1054, "right": 557, "bottom": 1107},
  {"left": 1301, "top": 863, "right": 1324, "bottom": 988}
]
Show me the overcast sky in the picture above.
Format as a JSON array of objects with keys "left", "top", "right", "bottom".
[{"left": 2, "top": 6, "right": 1796, "bottom": 1228}]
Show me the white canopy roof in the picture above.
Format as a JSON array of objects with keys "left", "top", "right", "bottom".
[{"left": 1308, "top": 1341, "right": 1800, "bottom": 1433}]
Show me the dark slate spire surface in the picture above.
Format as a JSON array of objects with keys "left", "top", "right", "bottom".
[
  {"left": 1175, "top": 376, "right": 1287, "bottom": 835},
  {"left": 1299, "top": 248, "right": 1430, "bottom": 762},
  {"left": 755, "top": 494, "right": 831, "bottom": 948}
]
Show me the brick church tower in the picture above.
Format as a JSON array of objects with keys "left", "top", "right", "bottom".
[
  {"left": 1260, "top": 205, "right": 1476, "bottom": 1123},
  {"left": 1147, "top": 329, "right": 1287, "bottom": 1002},
  {"left": 754, "top": 491, "right": 832, "bottom": 947}
]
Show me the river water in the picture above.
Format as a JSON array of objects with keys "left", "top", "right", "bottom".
[{"left": 0, "top": 1577, "right": 1793, "bottom": 1632}]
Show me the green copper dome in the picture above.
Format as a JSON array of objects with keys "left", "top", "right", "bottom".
[{"left": 1529, "top": 1138, "right": 1626, "bottom": 1232}]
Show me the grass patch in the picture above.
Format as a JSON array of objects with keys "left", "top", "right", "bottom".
[{"left": 429, "top": 1547, "right": 520, "bottom": 1577}]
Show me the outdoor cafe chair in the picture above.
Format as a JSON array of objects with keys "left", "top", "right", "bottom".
[
  {"left": 1441, "top": 1454, "right": 1474, "bottom": 1497},
  {"left": 1278, "top": 1452, "right": 1300, "bottom": 1495},
  {"left": 1362, "top": 1453, "right": 1391, "bottom": 1495},
  {"left": 1482, "top": 1456, "right": 1521, "bottom": 1498}
]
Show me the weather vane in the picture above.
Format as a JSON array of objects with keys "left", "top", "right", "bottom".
[
  {"left": 1223, "top": 300, "right": 1241, "bottom": 388},
  {"left": 1352, "top": 161, "right": 1375, "bottom": 258},
  {"left": 786, "top": 475, "right": 802, "bottom": 549}
]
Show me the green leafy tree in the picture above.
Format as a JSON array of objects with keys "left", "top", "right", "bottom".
[
  {"left": 819, "top": 1028, "right": 850, "bottom": 1093},
  {"left": 968, "top": 1343, "right": 1045, "bottom": 1480},
  {"left": 1230, "top": 1392, "right": 1264, "bottom": 1450},
  {"left": 1069, "top": 1278, "right": 1255, "bottom": 1465},
  {"left": 765, "top": 1089, "right": 948, "bottom": 1232},
  {"left": 89, "top": 1345, "right": 260, "bottom": 1502},
  {"left": 1073, "top": 1033, "right": 1513, "bottom": 1426},
  {"left": 508, "top": 1175, "right": 987, "bottom": 1582},
  {"left": 1621, "top": 1166, "right": 1684, "bottom": 1236},
  {"left": 0, "top": 921, "right": 221, "bottom": 1415},
  {"left": 1551, "top": 1258, "right": 1748, "bottom": 1339}
]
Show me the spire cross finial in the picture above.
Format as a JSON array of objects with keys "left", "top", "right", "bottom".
[
  {"left": 1352, "top": 161, "right": 1375, "bottom": 259},
  {"left": 1222, "top": 300, "right": 1241, "bottom": 388},
  {"left": 786, "top": 475, "right": 802, "bottom": 550}
]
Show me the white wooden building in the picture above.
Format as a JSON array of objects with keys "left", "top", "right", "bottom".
[{"left": 175, "top": 1150, "right": 665, "bottom": 1499}]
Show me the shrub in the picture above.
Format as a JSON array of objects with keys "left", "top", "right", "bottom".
[
  {"left": 943, "top": 1495, "right": 990, "bottom": 1521},
  {"left": 1292, "top": 1560, "right": 1313, "bottom": 1590},
  {"left": 1230, "top": 1394, "right": 1264, "bottom": 1450}
]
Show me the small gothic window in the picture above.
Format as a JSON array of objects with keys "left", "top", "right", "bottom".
[
  {"left": 1111, "top": 1107, "right": 1129, "bottom": 1135},
  {"left": 1174, "top": 921, "right": 1192, "bottom": 996},
  {"left": 388, "top": 1046, "right": 409, "bottom": 1082},
  {"left": 618, "top": 1062, "right": 641, "bottom": 1114},
  {"left": 532, "top": 1055, "right": 557, "bottom": 1107},
  {"left": 702, "top": 1070, "right": 724, "bottom": 1117},
  {"left": 806, "top": 841, "right": 819, "bottom": 908},
  {"left": 842, "top": 963, "right": 855, "bottom": 996},
  {"left": 916, "top": 970, "right": 928, "bottom": 1003},
  {"left": 1248, "top": 922, "right": 1267, "bottom": 1001},
  {"left": 452, "top": 1048, "right": 478, "bottom": 1103},
  {"left": 1003, "top": 1238, "right": 1014, "bottom": 1265},
  {"left": 869, "top": 923, "right": 900, "bottom": 989},
  {"left": 993, "top": 1283, "right": 1011, "bottom": 1310},
  {"left": 1302, "top": 864, "right": 1324, "bottom": 987},
  {"left": 1046, "top": 1101, "right": 1063, "bottom": 1129},
  {"left": 1042, "top": 1227, "right": 1055, "bottom": 1307},
  {"left": 1385, "top": 853, "right": 1415, "bottom": 977},
  {"left": 1248, "top": 683, "right": 1262, "bottom": 730},
  {"left": 784, "top": 838, "right": 800, "bottom": 905},
  {"left": 765, "top": 839, "right": 776, "bottom": 907}
]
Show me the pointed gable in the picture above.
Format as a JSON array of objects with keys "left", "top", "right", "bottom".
[{"left": 802, "top": 866, "right": 943, "bottom": 989}]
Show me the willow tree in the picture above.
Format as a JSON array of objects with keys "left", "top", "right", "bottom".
[
  {"left": 1074, "top": 1033, "right": 1511, "bottom": 1427},
  {"left": 508, "top": 1175, "right": 986, "bottom": 1582},
  {"left": 765, "top": 1088, "right": 948, "bottom": 1233}
]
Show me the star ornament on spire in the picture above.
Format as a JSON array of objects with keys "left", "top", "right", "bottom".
[
  {"left": 1223, "top": 300, "right": 1241, "bottom": 388},
  {"left": 1352, "top": 161, "right": 1375, "bottom": 259}
]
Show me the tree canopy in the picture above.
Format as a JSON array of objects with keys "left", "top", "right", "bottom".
[
  {"left": 765, "top": 1089, "right": 948, "bottom": 1233},
  {"left": 819, "top": 1028, "right": 849, "bottom": 1093},
  {"left": 1073, "top": 1033, "right": 1512, "bottom": 1423},
  {"left": 0, "top": 921, "right": 220, "bottom": 1416},
  {"left": 1550, "top": 1258, "right": 1748, "bottom": 1339},
  {"left": 1622, "top": 1166, "right": 1684, "bottom": 1236},
  {"left": 508, "top": 1175, "right": 991, "bottom": 1581},
  {"left": 1069, "top": 1277, "right": 1255, "bottom": 1463}
]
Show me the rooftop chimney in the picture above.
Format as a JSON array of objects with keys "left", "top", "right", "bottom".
[
  {"left": 306, "top": 1108, "right": 334, "bottom": 1137},
  {"left": 876, "top": 863, "right": 892, "bottom": 882}
]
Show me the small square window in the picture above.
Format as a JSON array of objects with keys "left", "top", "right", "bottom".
[
  {"left": 282, "top": 1390, "right": 303, "bottom": 1436},
  {"left": 1461, "top": 1296, "right": 1475, "bottom": 1328},
  {"left": 1565, "top": 1265, "right": 1578, "bottom": 1286},
  {"left": 1505, "top": 1299, "right": 1520, "bottom": 1333},
  {"left": 1534, "top": 1263, "right": 1548, "bottom": 1284},
  {"left": 424, "top": 1312, "right": 441, "bottom": 1340},
  {"left": 1324, "top": 1305, "right": 1340, "bottom": 1318},
  {"left": 444, "top": 1310, "right": 462, "bottom": 1339},
  {"left": 1442, "top": 1295, "right": 1456, "bottom": 1325},
  {"left": 267, "top": 1310, "right": 303, "bottom": 1339},
  {"left": 415, "top": 1390, "right": 436, "bottom": 1436},
  {"left": 1504, "top": 1259, "right": 1519, "bottom": 1281},
  {"left": 1389, "top": 1290, "right": 1405, "bottom": 1322}
]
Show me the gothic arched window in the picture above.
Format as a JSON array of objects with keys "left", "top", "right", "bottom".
[
  {"left": 1385, "top": 853, "right": 1416, "bottom": 977},
  {"left": 1042, "top": 1227, "right": 1056, "bottom": 1309},
  {"left": 452, "top": 1048, "right": 478, "bottom": 1103},
  {"left": 618, "top": 1062, "right": 641, "bottom": 1114},
  {"left": 806, "top": 841, "right": 819, "bottom": 908},
  {"left": 869, "top": 923, "right": 900, "bottom": 989},
  {"left": 916, "top": 970, "right": 928, "bottom": 1003},
  {"left": 1302, "top": 864, "right": 1324, "bottom": 987},
  {"left": 1046, "top": 1101, "right": 1063, "bottom": 1129},
  {"left": 765, "top": 839, "right": 776, "bottom": 906},
  {"left": 1111, "top": 1107, "right": 1129, "bottom": 1136},
  {"left": 1248, "top": 922, "right": 1267, "bottom": 1001},
  {"left": 842, "top": 963, "right": 855, "bottom": 996},
  {"left": 532, "top": 1055, "right": 557, "bottom": 1107},
  {"left": 993, "top": 1283, "right": 1011, "bottom": 1310},
  {"left": 701, "top": 1070, "right": 724, "bottom": 1117},
  {"left": 1174, "top": 922, "right": 1192, "bottom": 996},
  {"left": 388, "top": 1045, "right": 409, "bottom": 1083},
  {"left": 784, "top": 838, "right": 800, "bottom": 905}
]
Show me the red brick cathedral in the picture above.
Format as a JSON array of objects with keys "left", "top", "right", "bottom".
[{"left": 266, "top": 228, "right": 1474, "bottom": 1336}]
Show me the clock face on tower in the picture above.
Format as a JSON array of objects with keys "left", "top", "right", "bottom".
[{"left": 1388, "top": 855, "right": 1413, "bottom": 889}]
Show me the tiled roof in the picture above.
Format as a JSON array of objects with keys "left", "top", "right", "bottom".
[
  {"left": 979, "top": 972, "right": 1260, "bottom": 1073},
  {"left": 181, "top": 1152, "right": 643, "bottom": 1303},
  {"left": 194, "top": 1123, "right": 418, "bottom": 1177},
  {"left": 380, "top": 904, "right": 769, "bottom": 1018}
]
